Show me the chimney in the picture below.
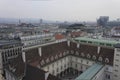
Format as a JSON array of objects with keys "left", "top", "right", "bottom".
[
  {"left": 22, "top": 52, "right": 26, "bottom": 62},
  {"left": 45, "top": 72, "right": 49, "bottom": 80},
  {"left": 67, "top": 41, "right": 70, "bottom": 46},
  {"left": 38, "top": 47, "right": 42, "bottom": 56}
]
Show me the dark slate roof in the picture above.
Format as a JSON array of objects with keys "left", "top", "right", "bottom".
[
  {"left": 25, "top": 48, "right": 40, "bottom": 63},
  {"left": 99, "top": 47, "right": 114, "bottom": 65},
  {"left": 23, "top": 64, "right": 61, "bottom": 80},
  {"left": 25, "top": 41, "right": 69, "bottom": 67},
  {"left": 7, "top": 54, "right": 25, "bottom": 78},
  {"left": 25, "top": 41, "right": 114, "bottom": 67}
]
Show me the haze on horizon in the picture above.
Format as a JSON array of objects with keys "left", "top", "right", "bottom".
[{"left": 0, "top": 0, "right": 120, "bottom": 22}]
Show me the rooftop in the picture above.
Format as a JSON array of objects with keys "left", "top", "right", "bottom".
[
  {"left": 74, "top": 37, "right": 120, "bottom": 47},
  {"left": 0, "top": 40, "right": 22, "bottom": 49},
  {"left": 75, "top": 63, "right": 104, "bottom": 80}
]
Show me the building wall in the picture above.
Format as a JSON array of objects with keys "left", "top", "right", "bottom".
[
  {"left": 20, "top": 33, "right": 54, "bottom": 47},
  {"left": 0, "top": 46, "right": 22, "bottom": 74},
  {"left": 113, "top": 48, "right": 120, "bottom": 80},
  {"left": 2, "top": 46, "right": 22, "bottom": 64},
  {"left": 5, "top": 70, "right": 16, "bottom": 80},
  {"left": 0, "top": 51, "right": 3, "bottom": 74},
  {"left": 104, "top": 65, "right": 113, "bottom": 80},
  {"left": 41, "top": 55, "right": 95, "bottom": 76}
]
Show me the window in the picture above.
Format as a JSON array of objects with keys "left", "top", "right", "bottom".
[
  {"left": 108, "top": 75, "right": 110, "bottom": 79},
  {"left": 105, "top": 58, "right": 109, "bottom": 63},
  {"left": 98, "top": 57, "right": 103, "bottom": 61},
  {"left": 47, "top": 67, "right": 49, "bottom": 71},
  {"left": 76, "top": 58, "right": 78, "bottom": 62},
  {"left": 115, "top": 59, "right": 119, "bottom": 61},
  {"left": 75, "top": 64, "right": 77, "bottom": 68},
  {"left": 100, "top": 43, "right": 104, "bottom": 45},
  {"left": 116, "top": 54, "right": 120, "bottom": 56},
  {"left": 88, "top": 54, "right": 91, "bottom": 58},
  {"left": 52, "top": 70, "right": 54, "bottom": 75},
  {"left": 81, "top": 53, "right": 85, "bottom": 57},
  {"left": 81, "top": 60, "right": 83, "bottom": 63},
  {"left": 92, "top": 55, "right": 96, "bottom": 60},
  {"left": 61, "top": 66, "right": 63, "bottom": 70},
  {"left": 71, "top": 50, "right": 74, "bottom": 54},
  {"left": 70, "top": 63, "right": 72, "bottom": 66},
  {"left": 64, "top": 64, "right": 66, "bottom": 68},
  {"left": 52, "top": 64, "right": 54, "bottom": 67},
  {"left": 115, "top": 64, "right": 119, "bottom": 67},
  {"left": 114, "top": 75, "right": 118, "bottom": 77},
  {"left": 106, "top": 74, "right": 110, "bottom": 79},
  {"left": 106, "top": 44, "right": 112, "bottom": 46},
  {"left": 117, "top": 49, "right": 120, "bottom": 52},
  {"left": 81, "top": 66, "right": 83, "bottom": 69},
  {"left": 106, "top": 67, "right": 108, "bottom": 70},
  {"left": 114, "top": 70, "right": 118, "bottom": 72},
  {"left": 86, "top": 61, "right": 89, "bottom": 64},
  {"left": 88, "top": 41, "right": 92, "bottom": 43},
  {"left": 57, "top": 68, "right": 59, "bottom": 72},
  {"left": 80, "top": 40, "right": 87, "bottom": 43},
  {"left": 75, "top": 51, "right": 79, "bottom": 55}
]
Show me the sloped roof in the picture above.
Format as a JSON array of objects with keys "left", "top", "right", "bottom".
[
  {"left": 7, "top": 54, "right": 25, "bottom": 78},
  {"left": 23, "top": 64, "right": 61, "bottom": 80}
]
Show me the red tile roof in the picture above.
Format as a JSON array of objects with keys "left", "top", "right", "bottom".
[{"left": 55, "top": 34, "right": 65, "bottom": 40}]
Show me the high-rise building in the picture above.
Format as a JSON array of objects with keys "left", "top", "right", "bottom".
[{"left": 97, "top": 16, "right": 109, "bottom": 27}]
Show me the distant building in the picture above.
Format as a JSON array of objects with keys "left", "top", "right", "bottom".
[
  {"left": 20, "top": 33, "right": 54, "bottom": 47},
  {"left": 0, "top": 39, "right": 22, "bottom": 74},
  {"left": 97, "top": 16, "right": 109, "bottom": 27}
]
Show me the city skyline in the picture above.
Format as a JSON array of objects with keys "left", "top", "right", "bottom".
[{"left": 0, "top": 0, "right": 120, "bottom": 21}]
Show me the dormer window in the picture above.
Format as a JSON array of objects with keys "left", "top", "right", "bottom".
[
  {"left": 98, "top": 57, "right": 103, "bottom": 62},
  {"left": 75, "top": 51, "right": 79, "bottom": 55},
  {"left": 71, "top": 50, "right": 74, "bottom": 54},
  {"left": 81, "top": 53, "right": 85, "bottom": 57},
  {"left": 46, "top": 58, "right": 50, "bottom": 63},
  {"left": 51, "top": 56, "right": 54, "bottom": 61},
  {"left": 63, "top": 52, "right": 66, "bottom": 56},
  {"left": 55, "top": 55, "right": 58, "bottom": 59},
  {"left": 66, "top": 50, "right": 69, "bottom": 54},
  {"left": 41, "top": 60, "right": 45, "bottom": 65},
  {"left": 59, "top": 53, "right": 62, "bottom": 57},
  {"left": 92, "top": 55, "right": 96, "bottom": 60},
  {"left": 87, "top": 54, "right": 91, "bottom": 58},
  {"left": 105, "top": 58, "right": 109, "bottom": 63}
]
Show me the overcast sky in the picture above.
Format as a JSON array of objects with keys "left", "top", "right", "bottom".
[{"left": 0, "top": 0, "right": 120, "bottom": 21}]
